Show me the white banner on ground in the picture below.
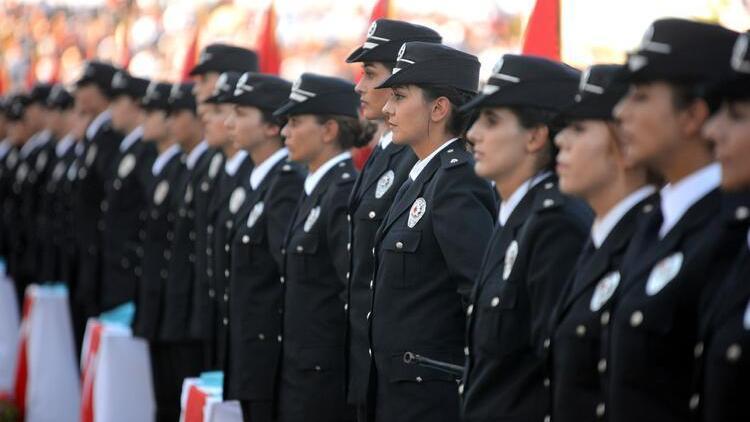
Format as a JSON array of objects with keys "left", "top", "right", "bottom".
[
  {"left": 23, "top": 285, "right": 81, "bottom": 422},
  {"left": 0, "top": 274, "right": 19, "bottom": 393}
]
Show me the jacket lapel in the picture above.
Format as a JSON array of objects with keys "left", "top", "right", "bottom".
[
  {"left": 622, "top": 189, "right": 721, "bottom": 295},
  {"left": 380, "top": 153, "right": 440, "bottom": 234}
]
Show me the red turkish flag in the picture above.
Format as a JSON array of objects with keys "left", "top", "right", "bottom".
[
  {"left": 521, "top": 0, "right": 561, "bottom": 61},
  {"left": 257, "top": 1, "right": 282, "bottom": 75},
  {"left": 181, "top": 28, "right": 201, "bottom": 82}
]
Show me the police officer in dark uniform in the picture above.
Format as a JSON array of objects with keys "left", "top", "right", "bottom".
[
  {"left": 343, "top": 20, "right": 440, "bottom": 421},
  {"left": 71, "top": 61, "right": 123, "bottom": 344},
  {"left": 38, "top": 85, "right": 77, "bottom": 283},
  {"left": 100, "top": 70, "right": 156, "bottom": 311},
  {"left": 366, "top": 43, "right": 497, "bottom": 422},
  {"left": 1, "top": 94, "right": 31, "bottom": 297},
  {"left": 691, "top": 30, "right": 750, "bottom": 422},
  {"left": 608, "top": 19, "right": 745, "bottom": 422},
  {"left": 274, "top": 73, "right": 367, "bottom": 422},
  {"left": 132, "top": 81, "right": 185, "bottom": 422},
  {"left": 549, "top": 64, "right": 658, "bottom": 422},
  {"left": 6, "top": 92, "right": 44, "bottom": 303},
  {"left": 221, "top": 72, "right": 301, "bottom": 422},
  {"left": 456, "top": 54, "right": 590, "bottom": 422},
  {"left": 187, "top": 44, "right": 258, "bottom": 369},
  {"left": 18, "top": 83, "right": 56, "bottom": 285},
  {"left": 203, "top": 72, "right": 254, "bottom": 370},
  {"left": 158, "top": 87, "right": 212, "bottom": 384}
]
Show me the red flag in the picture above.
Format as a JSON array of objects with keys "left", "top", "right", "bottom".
[
  {"left": 521, "top": 0, "right": 561, "bottom": 61},
  {"left": 369, "top": 0, "right": 391, "bottom": 22},
  {"left": 257, "top": 1, "right": 282, "bottom": 75},
  {"left": 181, "top": 27, "right": 201, "bottom": 82},
  {"left": 352, "top": 0, "right": 392, "bottom": 170}
]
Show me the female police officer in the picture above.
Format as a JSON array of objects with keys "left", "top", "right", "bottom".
[
  {"left": 459, "top": 54, "right": 591, "bottom": 422},
  {"left": 366, "top": 42, "right": 496, "bottom": 422},
  {"left": 274, "top": 73, "right": 368, "bottom": 422},
  {"left": 693, "top": 30, "right": 750, "bottom": 422},
  {"left": 550, "top": 64, "right": 657, "bottom": 422},
  {"left": 608, "top": 19, "right": 744, "bottom": 422}
]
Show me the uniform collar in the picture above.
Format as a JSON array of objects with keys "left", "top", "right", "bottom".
[
  {"left": 20, "top": 129, "right": 52, "bottom": 158},
  {"left": 304, "top": 151, "right": 351, "bottom": 195},
  {"left": 379, "top": 131, "right": 393, "bottom": 150},
  {"left": 591, "top": 185, "right": 656, "bottom": 248},
  {"left": 659, "top": 162, "right": 721, "bottom": 238},
  {"left": 119, "top": 126, "right": 143, "bottom": 152},
  {"left": 151, "top": 144, "right": 181, "bottom": 176},
  {"left": 224, "top": 149, "right": 249, "bottom": 176},
  {"left": 186, "top": 140, "right": 208, "bottom": 170},
  {"left": 408, "top": 137, "right": 458, "bottom": 181},
  {"left": 86, "top": 109, "right": 111, "bottom": 140},
  {"left": 55, "top": 134, "right": 75, "bottom": 158},
  {"left": 498, "top": 172, "right": 553, "bottom": 226},
  {"left": 250, "top": 148, "right": 288, "bottom": 190}
]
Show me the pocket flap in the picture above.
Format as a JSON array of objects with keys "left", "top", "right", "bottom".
[
  {"left": 382, "top": 230, "right": 421, "bottom": 253},
  {"left": 298, "top": 347, "right": 341, "bottom": 371},
  {"left": 292, "top": 233, "right": 319, "bottom": 255}
]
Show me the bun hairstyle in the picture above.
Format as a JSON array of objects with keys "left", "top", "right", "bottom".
[{"left": 315, "top": 115, "right": 377, "bottom": 149}]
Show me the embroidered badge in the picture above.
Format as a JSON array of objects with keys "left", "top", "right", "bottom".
[
  {"left": 247, "top": 202, "right": 264, "bottom": 228},
  {"left": 229, "top": 187, "right": 246, "bottom": 214},
  {"left": 503, "top": 240, "right": 519, "bottom": 280},
  {"left": 118, "top": 153, "right": 136, "bottom": 178},
  {"left": 375, "top": 170, "right": 395, "bottom": 199},
  {"left": 645, "top": 252, "right": 684, "bottom": 296},
  {"left": 154, "top": 180, "right": 170, "bottom": 205},
  {"left": 590, "top": 271, "right": 621, "bottom": 312},
  {"left": 304, "top": 206, "right": 321, "bottom": 232},
  {"left": 407, "top": 198, "right": 427, "bottom": 228}
]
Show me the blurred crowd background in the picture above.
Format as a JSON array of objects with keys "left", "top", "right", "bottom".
[{"left": 1, "top": 0, "right": 750, "bottom": 94}]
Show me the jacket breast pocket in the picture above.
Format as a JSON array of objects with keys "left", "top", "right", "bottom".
[
  {"left": 381, "top": 229, "right": 422, "bottom": 289},
  {"left": 619, "top": 303, "right": 675, "bottom": 383},
  {"left": 290, "top": 232, "right": 321, "bottom": 283},
  {"left": 298, "top": 347, "right": 342, "bottom": 374},
  {"left": 475, "top": 283, "right": 524, "bottom": 356},
  {"left": 355, "top": 200, "right": 387, "bottom": 224}
]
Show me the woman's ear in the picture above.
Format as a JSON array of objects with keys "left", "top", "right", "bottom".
[
  {"left": 263, "top": 122, "right": 281, "bottom": 139},
  {"left": 525, "top": 124, "right": 549, "bottom": 154},
  {"left": 430, "top": 96, "right": 452, "bottom": 123},
  {"left": 321, "top": 118, "right": 340, "bottom": 145},
  {"left": 678, "top": 98, "right": 711, "bottom": 139}
]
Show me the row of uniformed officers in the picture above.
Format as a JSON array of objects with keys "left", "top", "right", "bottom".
[{"left": 0, "top": 15, "right": 748, "bottom": 422}]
